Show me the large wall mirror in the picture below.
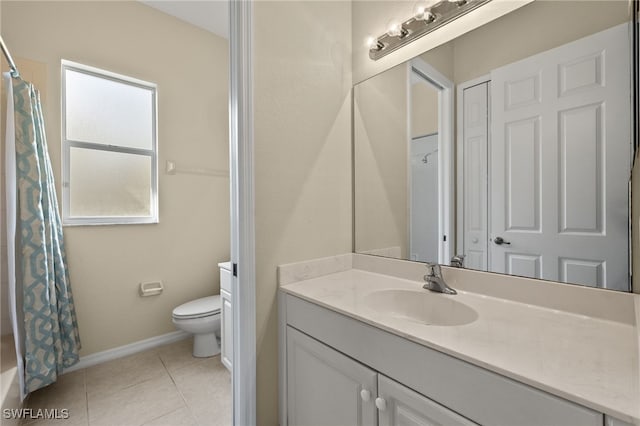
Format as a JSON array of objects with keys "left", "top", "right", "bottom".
[{"left": 354, "top": 0, "right": 636, "bottom": 292}]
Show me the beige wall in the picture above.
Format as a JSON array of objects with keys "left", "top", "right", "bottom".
[
  {"left": 1, "top": 1, "right": 229, "bottom": 356},
  {"left": 254, "top": 1, "right": 352, "bottom": 424}
]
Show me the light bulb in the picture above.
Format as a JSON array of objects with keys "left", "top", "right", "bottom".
[
  {"left": 366, "top": 37, "right": 384, "bottom": 51},
  {"left": 415, "top": 6, "right": 436, "bottom": 22},
  {"left": 413, "top": 1, "right": 436, "bottom": 23},
  {"left": 386, "top": 21, "right": 403, "bottom": 37}
]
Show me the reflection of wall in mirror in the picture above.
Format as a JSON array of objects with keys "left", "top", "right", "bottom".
[
  {"left": 354, "top": 63, "right": 408, "bottom": 258},
  {"left": 411, "top": 75, "right": 439, "bottom": 139},
  {"left": 414, "top": 1, "right": 629, "bottom": 85}
]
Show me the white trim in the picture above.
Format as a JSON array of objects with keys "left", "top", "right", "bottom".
[
  {"left": 456, "top": 74, "right": 491, "bottom": 258},
  {"left": 229, "top": 0, "right": 257, "bottom": 425},
  {"left": 410, "top": 58, "right": 455, "bottom": 265},
  {"left": 406, "top": 62, "right": 413, "bottom": 261},
  {"left": 63, "top": 331, "right": 189, "bottom": 374}
]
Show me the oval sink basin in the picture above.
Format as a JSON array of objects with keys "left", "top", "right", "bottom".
[{"left": 363, "top": 289, "right": 478, "bottom": 326}]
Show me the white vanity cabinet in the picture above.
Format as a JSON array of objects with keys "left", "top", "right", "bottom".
[
  {"left": 287, "top": 327, "right": 377, "bottom": 425},
  {"left": 287, "top": 326, "right": 475, "bottom": 426},
  {"left": 377, "top": 375, "right": 475, "bottom": 426},
  {"left": 219, "top": 262, "right": 233, "bottom": 372},
  {"left": 280, "top": 293, "right": 606, "bottom": 426}
]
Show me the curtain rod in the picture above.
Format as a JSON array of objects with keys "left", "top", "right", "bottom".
[{"left": 0, "top": 35, "right": 19, "bottom": 77}]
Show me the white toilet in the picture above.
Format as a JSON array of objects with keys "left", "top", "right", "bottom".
[{"left": 172, "top": 295, "right": 221, "bottom": 358}]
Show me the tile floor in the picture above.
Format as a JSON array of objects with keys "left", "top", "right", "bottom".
[{"left": 21, "top": 338, "right": 231, "bottom": 426}]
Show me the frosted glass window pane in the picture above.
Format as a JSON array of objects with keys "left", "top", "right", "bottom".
[
  {"left": 65, "top": 69, "right": 154, "bottom": 149},
  {"left": 69, "top": 148, "right": 152, "bottom": 217}
]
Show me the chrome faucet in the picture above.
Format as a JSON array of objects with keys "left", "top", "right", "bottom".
[
  {"left": 450, "top": 255, "right": 465, "bottom": 268},
  {"left": 423, "top": 263, "right": 457, "bottom": 295}
]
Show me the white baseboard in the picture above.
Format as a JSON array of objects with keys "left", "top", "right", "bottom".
[{"left": 63, "top": 330, "right": 190, "bottom": 374}]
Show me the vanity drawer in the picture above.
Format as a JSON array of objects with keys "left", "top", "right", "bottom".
[{"left": 284, "top": 294, "right": 602, "bottom": 426}]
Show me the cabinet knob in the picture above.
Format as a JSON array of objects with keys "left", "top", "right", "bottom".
[
  {"left": 360, "top": 389, "right": 371, "bottom": 402},
  {"left": 375, "top": 397, "right": 387, "bottom": 411}
]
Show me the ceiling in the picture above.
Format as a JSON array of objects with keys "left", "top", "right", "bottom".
[{"left": 141, "top": 1, "right": 228, "bottom": 39}]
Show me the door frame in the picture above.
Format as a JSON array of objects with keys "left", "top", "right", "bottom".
[
  {"left": 409, "top": 58, "right": 454, "bottom": 264},
  {"left": 229, "top": 0, "right": 256, "bottom": 424},
  {"left": 455, "top": 74, "right": 491, "bottom": 263}
]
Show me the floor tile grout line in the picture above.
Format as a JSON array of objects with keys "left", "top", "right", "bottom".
[
  {"left": 138, "top": 406, "right": 185, "bottom": 426},
  {"left": 19, "top": 341, "right": 224, "bottom": 426},
  {"left": 83, "top": 368, "right": 90, "bottom": 426},
  {"left": 160, "top": 351, "right": 200, "bottom": 425},
  {"left": 85, "top": 354, "right": 168, "bottom": 400}
]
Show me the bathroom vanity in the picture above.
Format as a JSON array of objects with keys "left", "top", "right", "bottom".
[
  {"left": 278, "top": 254, "right": 640, "bottom": 426},
  {"left": 219, "top": 261, "right": 233, "bottom": 372}
]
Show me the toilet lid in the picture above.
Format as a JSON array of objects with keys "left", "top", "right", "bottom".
[{"left": 172, "top": 295, "right": 221, "bottom": 320}]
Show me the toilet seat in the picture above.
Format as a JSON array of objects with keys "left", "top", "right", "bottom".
[{"left": 172, "top": 295, "right": 221, "bottom": 320}]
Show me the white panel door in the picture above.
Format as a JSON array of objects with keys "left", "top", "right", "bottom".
[
  {"left": 410, "top": 134, "right": 440, "bottom": 262},
  {"left": 377, "top": 375, "right": 476, "bottom": 426},
  {"left": 287, "top": 327, "right": 377, "bottom": 426},
  {"left": 461, "top": 82, "right": 489, "bottom": 270},
  {"left": 490, "top": 23, "right": 630, "bottom": 290}
]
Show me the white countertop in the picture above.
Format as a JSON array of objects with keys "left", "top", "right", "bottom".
[{"left": 281, "top": 267, "right": 640, "bottom": 423}]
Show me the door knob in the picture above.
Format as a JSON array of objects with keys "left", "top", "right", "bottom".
[
  {"left": 494, "top": 237, "right": 511, "bottom": 245},
  {"left": 360, "top": 389, "right": 371, "bottom": 402},
  {"left": 375, "top": 397, "right": 387, "bottom": 411}
]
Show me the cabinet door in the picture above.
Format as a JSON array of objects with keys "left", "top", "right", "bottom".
[
  {"left": 287, "top": 327, "right": 377, "bottom": 426},
  {"left": 220, "top": 288, "right": 232, "bottom": 371},
  {"left": 377, "top": 375, "right": 476, "bottom": 426}
]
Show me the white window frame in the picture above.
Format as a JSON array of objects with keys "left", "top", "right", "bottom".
[{"left": 61, "top": 60, "right": 159, "bottom": 226}]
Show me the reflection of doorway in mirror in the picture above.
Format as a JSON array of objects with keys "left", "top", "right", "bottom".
[
  {"left": 409, "top": 60, "right": 453, "bottom": 264},
  {"left": 410, "top": 134, "right": 439, "bottom": 262}
]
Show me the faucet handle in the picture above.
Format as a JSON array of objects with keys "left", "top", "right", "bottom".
[
  {"left": 425, "top": 262, "right": 441, "bottom": 277},
  {"left": 450, "top": 255, "right": 465, "bottom": 268}
]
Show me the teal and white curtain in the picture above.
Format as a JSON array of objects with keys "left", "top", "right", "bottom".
[{"left": 4, "top": 73, "right": 81, "bottom": 398}]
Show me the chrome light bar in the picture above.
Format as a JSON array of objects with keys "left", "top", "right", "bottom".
[{"left": 369, "top": 0, "right": 492, "bottom": 61}]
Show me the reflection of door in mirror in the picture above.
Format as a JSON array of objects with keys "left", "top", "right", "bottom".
[{"left": 458, "top": 23, "right": 630, "bottom": 291}]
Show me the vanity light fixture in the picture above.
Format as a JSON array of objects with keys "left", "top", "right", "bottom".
[
  {"left": 386, "top": 20, "right": 409, "bottom": 38},
  {"left": 368, "top": 0, "right": 491, "bottom": 61}
]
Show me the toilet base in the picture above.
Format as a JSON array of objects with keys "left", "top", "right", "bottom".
[{"left": 193, "top": 332, "right": 220, "bottom": 358}]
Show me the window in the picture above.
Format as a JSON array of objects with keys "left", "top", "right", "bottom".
[{"left": 62, "top": 61, "right": 158, "bottom": 225}]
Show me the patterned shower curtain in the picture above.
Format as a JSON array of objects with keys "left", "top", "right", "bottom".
[{"left": 6, "top": 76, "right": 81, "bottom": 397}]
